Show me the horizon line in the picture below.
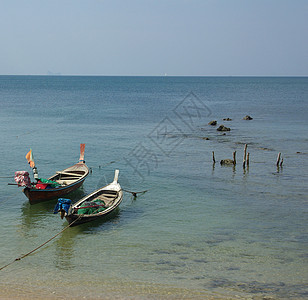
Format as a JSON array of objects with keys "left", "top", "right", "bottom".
[{"left": 0, "top": 74, "right": 307, "bottom": 78}]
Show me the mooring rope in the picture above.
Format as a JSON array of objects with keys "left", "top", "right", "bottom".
[
  {"left": 0, "top": 190, "right": 22, "bottom": 207},
  {"left": 0, "top": 214, "right": 83, "bottom": 272},
  {"left": 0, "top": 188, "right": 147, "bottom": 271},
  {"left": 122, "top": 189, "right": 148, "bottom": 197}
]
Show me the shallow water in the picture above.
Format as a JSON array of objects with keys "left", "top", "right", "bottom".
[{"left": 0, "top": 76, "right": 307, "bottom": 299}]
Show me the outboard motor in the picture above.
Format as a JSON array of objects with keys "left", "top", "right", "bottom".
[{"left": 54, "top": 198, "right": 72, "bottom": 219}]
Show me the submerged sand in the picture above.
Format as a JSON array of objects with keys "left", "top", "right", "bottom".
[{"left": 0, "top": 281, "right": 255, "bottom": 300}]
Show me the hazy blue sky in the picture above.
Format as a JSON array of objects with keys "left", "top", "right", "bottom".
[{"left": 0, "top": 0, "right": 307, "bottom": 76}]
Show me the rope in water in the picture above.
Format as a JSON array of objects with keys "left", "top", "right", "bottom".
[
  {"left": 0, "top": 190, "right": 22, "bottom": 206},
  {"left": 0, "top": 214, "right": 83, "bottom": 272},
  {"left": 0, "top": 189, "right": 147, "bottom": 271},
  {"left": 122, "top": 189, "right": 148, "bottom": 197}
]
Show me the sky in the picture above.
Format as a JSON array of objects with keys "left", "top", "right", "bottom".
[{"left": 0, "top": 0, "right": 307, "bottom": 76}]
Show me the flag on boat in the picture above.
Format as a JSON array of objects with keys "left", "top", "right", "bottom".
[{"left": 25, "top": 149, "right": 35, "bottom": 168}]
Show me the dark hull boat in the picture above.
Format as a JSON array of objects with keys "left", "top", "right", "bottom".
[
  {"left": 55, "top": 170, "right": 122, "bottom": 226},
  {"left": 22, "top": 144, "right": 89, "bottom": 204}
]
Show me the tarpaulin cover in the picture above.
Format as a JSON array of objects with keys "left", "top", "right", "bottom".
[
  {"left": 35, "top": 180, "right": 48, "bottom": 189},
  {"left": 77, "top": 199, "right": 106, "bottom": 215},
  {"left": 38, "top": 178, "right": 61, "bottom": 188}
]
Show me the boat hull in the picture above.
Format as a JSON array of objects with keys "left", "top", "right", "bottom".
[
  {"left": 20, "top": 144, "right": 89, "bottom": 205},
  {"left": 24, "top": 178, "right": 86, "bottom": 205},
  {"left": 63, "top": 170, "right": 122, "bottom": 226},
  {"left": 65, "top": 206, "right": 120, "bottom": 226}
]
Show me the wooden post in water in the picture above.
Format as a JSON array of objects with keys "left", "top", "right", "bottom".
[
  {"left": 243, "top": 144, "right": 247, "bottom": 168},
  {"left": 276, "top": 153, "right": 281, "bottom": 166},
  {"left": 212, "top": 151, "right": 216, "bottom": 164},
  {"left": 280, "top": 157, "right": 283, "bottom": 166},
  {"left": 233, "top": 151, "right": 236, "bottom": 165},
  {"left": 246, "top": 152, "right": 250, "bottom": 166}
]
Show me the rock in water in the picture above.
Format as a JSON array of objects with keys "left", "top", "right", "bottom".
[
  {"left": 220, "top": 159, "right": 234, "bottom": 165},
  {"left": 208, "top": 120, "right": 217, "bottom": 126},
  {"left": 217, "top": 125, "right": 231, "bottom": 131}
]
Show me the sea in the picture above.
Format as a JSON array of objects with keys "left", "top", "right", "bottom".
[{"left": 0, "top": 76, "right": 307, "bottom": 299}]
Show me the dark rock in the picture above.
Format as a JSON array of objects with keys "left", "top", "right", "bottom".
[
  {"left": 217, "top": 125, "right": 231, "bottom": 131},
  {"left": 223, "top": 118, "right": 232, "bottom": 121},
  {"left": 202, "top": 137, "right": 210, "bottom": 140},
  {"left": 220, "top": 159, "right": 234, "bottom": 165},
  {"left": 208, "top": 120, "right": 217, "bottom": 126},
  {"left": 243, "top": 115, "right": 253, "bottom": 120}
]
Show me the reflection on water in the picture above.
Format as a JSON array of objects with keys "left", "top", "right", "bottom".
[
  {"left": 53, "top": 209, "right": 125, "bottom": 270},
  {"left": 19, "top": 187, "right": 86, "bottom": 231},
  {"left": 54, "top": 227, "right": 77, "bottom": 270},
  {"left": 19, "top": 189, "right": 126, "bottom": 271}
]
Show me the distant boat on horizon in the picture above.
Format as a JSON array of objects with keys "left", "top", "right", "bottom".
[{"left": 47, "top": 70, "right": 62, "bottom": 76}]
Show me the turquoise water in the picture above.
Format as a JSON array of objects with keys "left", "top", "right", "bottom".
[{"left": 0, "top": 76, "right": 307, "bottom": 299}]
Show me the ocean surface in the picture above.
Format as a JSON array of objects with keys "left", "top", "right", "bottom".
[{"left": 0, "top": 76, "right": 307, "bottom": 299}]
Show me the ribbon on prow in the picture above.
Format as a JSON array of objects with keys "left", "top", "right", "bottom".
[
  {"left": 25, "top": 149, "right": 39, "bottom": 180},
  {"left": 25, "top": 149, "right": 35, "bottom": 168},
  {"left": 79, "top": 143, "right": 85, "bottom": 163}
]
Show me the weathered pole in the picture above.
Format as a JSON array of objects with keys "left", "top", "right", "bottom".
[
  {"left": 276, "top": 153, "right": 281, "bottom": 167},
  {"left": 243, "top": 144, "right": 247, "bottom": 168}
]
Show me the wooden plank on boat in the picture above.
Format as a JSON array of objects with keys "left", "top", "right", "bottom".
[{"left": 56, "top": 171, "right": 82, "bottom": 176}]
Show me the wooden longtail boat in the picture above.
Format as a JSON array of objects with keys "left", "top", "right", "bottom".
[
  {"left": 55, "top": 170, "right": 122, "bottom": 226},
  {"left": 24, "top": 144, "right": 89, "bottom": 205}
]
